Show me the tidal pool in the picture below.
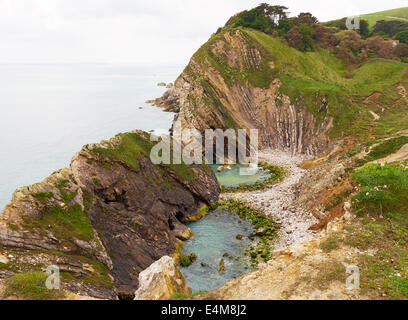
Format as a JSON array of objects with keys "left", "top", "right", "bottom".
[
  {"left": 180, "top": 208, "right": 256, "bottom": 293},
  {"left": 211, "top": 164, "right": 271, "bottom": 189}
]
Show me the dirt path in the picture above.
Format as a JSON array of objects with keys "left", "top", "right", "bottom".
[
  {"left": 373, "top": 143, "right": 408, "bottom": 164},
  {"left": 221, "top": 150, "right": 319, "bottom": 251},
  {"left": 386, "top": 16, "right": 408, "bottom": 22}
]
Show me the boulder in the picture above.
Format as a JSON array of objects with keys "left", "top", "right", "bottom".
[
  {"left": 157, "top": 82, "right": 166, "bottom": 87},
  {"left": 256, "top": 228, "right": 267, "bottom": 236},
  {"left": 134, "top": 256, "right": 191, "bottom": 300},
  {"left": 219, "top": 259, "right": 225, "bottom": 273},
  {"left": 0, "top": 254, "right": 9, "bottom": 264},
  {"left": 170, "top": 217, "right": 194, "bottom": 241},
  {"left": 217, "top": 166, "right": 231, "bottom": 173}
]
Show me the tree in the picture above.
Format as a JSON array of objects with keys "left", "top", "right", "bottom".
[
  {"left": 359, "top": 20, "right": 370, "bottom": 38},
  {"left": 227, "top": 4, "right": 289, "bottom": 33},
  {"left": 277, "top": 18, "right": 291, "bottom": 34},
  {"left": 313, "top": 25, "right": 339, "bottom": 49},
  {"left": 295, "top": 12, "right": 318, "bottom": 25},
  {"left": 336, "top": 43, "right": 359, "bottom": 64},
  {"left": 326, "top": 18, "right": 370, "bottom": 38},
  {"left": 285, "top": 27, "right": 304, "bottom": 50},
  {"left": 338, "top": 30, "right": 364, "bottom": 52},
  {"left": 394, "top": 30, "right": 408, "bottom": 44},
  {"left": 373, "top": 20, "right": 408, "bottom": 37},
  {"left": 366, "top": 36, "right": 394, "bottom": 57},
  {"left": 285, "top": 23, "right": 314, "bottom": 52}
]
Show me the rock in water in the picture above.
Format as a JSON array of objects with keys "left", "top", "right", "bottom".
[
  {"left": 134, "top": 256, "right": 191, "bottom": 300},
  {"left": 157, "top": 82, "right": 166, "bottom": 87},
  {"left": 217, "top": 166, "right": 231, "bottom": 173},
  {"left": 219, "top": 259, "right": 225, "bottom": 273}
]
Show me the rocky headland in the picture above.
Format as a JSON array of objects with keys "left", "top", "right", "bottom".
[{"left": 0, "top": 131, "right": 220, "bottom": 299}]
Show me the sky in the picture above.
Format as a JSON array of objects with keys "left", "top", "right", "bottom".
[{"left": 0, "top": 0, "right": 407, "bottom": 65}]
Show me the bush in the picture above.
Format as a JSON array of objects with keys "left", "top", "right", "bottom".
[{"left": 394, "top": 30, "right": 408, "bottom": 45}]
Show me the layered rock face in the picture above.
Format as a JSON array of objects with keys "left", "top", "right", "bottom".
[
  {"left": 134, "top": 256, "right": 191, "bottom": 300},
  {"left": 155, "top": 29, "right": 332, "bottom": 156},
  {"left": 0, "top": 131, "right": 220, "bottom": 299}
]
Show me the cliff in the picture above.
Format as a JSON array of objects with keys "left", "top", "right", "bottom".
[
  {"left": 156, "top": 28, "right": 408, "bottom": 156},
  {"left": 0, "top": 131, "right": 220, "bottom": 299}
]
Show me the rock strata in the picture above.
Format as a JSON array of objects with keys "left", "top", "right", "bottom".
[
  {"left": 155, "top": 29, "right": 332, "bottom": 156},
  {"left": 0, "top": 131, "right": 220, "bottom": 299}
]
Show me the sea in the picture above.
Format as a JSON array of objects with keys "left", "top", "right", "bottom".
[{"left": 0, "top": 63, "right": 182, "bottom": 210}]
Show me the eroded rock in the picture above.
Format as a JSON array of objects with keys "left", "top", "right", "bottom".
[
  {"left": 0, "top": 131, "right": 220, "bottom": 299},
  {"left": 134, "top": 256, "right": 191, "bottom": 300}
]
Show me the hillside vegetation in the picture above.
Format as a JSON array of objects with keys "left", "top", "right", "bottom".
[
  {"left": 360, "top": 7, "right": 408, "bottom": 28},
  {"left": 195, "top": 25, "right": 408, "bottom": 142},
  {"left": 172, "top": 6, "right": 408, "bottom": 299}
]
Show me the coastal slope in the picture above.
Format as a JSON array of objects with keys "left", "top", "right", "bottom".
[{"left": 0, "top": 131, "right": 220, "bottom": 299}]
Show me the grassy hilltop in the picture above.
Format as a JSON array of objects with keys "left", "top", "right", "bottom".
[
  {"left": 361, "top": 7, "right": 408, "bottom": 28},
  {"left": 191, "top": 25, "right": 408, "bottom": 142}
]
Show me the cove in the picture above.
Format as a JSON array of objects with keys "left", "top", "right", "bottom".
[
  {"left": 211, "top": 164, "right": 272, "bottom": 189},
  {"left": 180, "top": 208, "right": 256, "bottom": 293}
]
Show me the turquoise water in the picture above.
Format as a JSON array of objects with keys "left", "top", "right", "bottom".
[
  {"left": 181, "top": 208, "right": 255, "bottom": 293},
  {"left": 211, "top": 164, "right": 271, "bottom": 189},
  {"left": 0, "top": 64, "right": 182, "bottom": 210}
]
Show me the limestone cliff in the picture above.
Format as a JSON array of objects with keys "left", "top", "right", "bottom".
[
  {"left": 0, "top": 131, "right": 220, "bottom": 299},
  {"left": 155, "top": 29, "right": 332, "bottom": 156},
  {"left": 156, "top": 27, "right": 408, "bottom": 157}
]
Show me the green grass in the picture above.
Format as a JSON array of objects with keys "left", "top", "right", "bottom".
[
  {"left": 33, "top": 192, "right": 54, "bottom": 203},
  {"left": 248, "top": 30, "right": 407, "bottom": 139},
  {"left": 190, "top": 27, "right": 408, "bottom": 141},
  {"left": 2, "top": 271, "right": 65, "bottom": 300},
  {"left": 347, "top": 161, "right": 408, "bottom": 299},
  {"left": 360, "top": 7, "right": 408, "bottom": 28},
  {"left": 23, "top": 204, "right": 94, "bottom": 242},
  {"left": 180, "top": 254, "right": 193, "bottom": 267},
  {"left": 170, "top": 291, "right": 209, "bottom": 300},
  {"left": 89, "top": 132, "right": 196, "bottom": 182},
  {"left": 356, "top": 136, "right": 408, "bottom": 166},
  {"left": 343, "top": 218, "right": 408, "bottom": 299},
  {"left": 31, "top": 249, "right": 114, "bottom": 289},
  {"left": 24, "top": 178, "right": 96, "bottom": 242},
  {"left": 89, "top": 132, "right": 154, "bottom": 172},
  {"left": 352, "top": 162, "right": 408, "bottom": 218}
]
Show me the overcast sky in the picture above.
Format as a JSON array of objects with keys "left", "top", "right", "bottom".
[{"left": 0, "top": 0, "right": 407, "bottom": 65}]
